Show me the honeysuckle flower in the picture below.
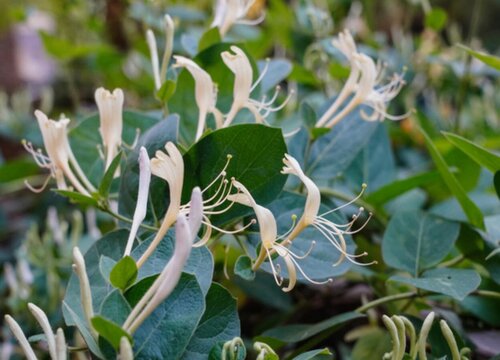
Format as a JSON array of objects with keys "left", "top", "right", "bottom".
[
  {"left": 124, "top": 147, "right": 151, "bottom": 256},
  {"left": 281, "top": 154, "right": 373, "bottom": 266},
  {"left": 4, "top": 315, "right": 37, "bottom": 360},
  {"left": 417, "top": 312, "right": 435, "bottom": 360},
  {"left": 137, "top": 142, "right": 184, "bottom": 267},
  {"left": 211, "top": 0, "right": 265, "bottom": 36},
  {"left": 28, "top": 303, "right": 57, "bottom": 360},
  {"left": 229, "top": 180, "right": 329, "bottom": 292},
  {"left": 123, "top": 188, "right": 202, "bottom": 334},
  {"left": 72, "top": 247, "right": 97, "bottom": 339},
  {"left": 146, "top": 14, "right": 175, "bottom": 91},
  {"left": 55, "top": 328, "right": 66, "bottom": 360},
  {"left": 173, "top": 55, "right": 223, "bottom": 139},
  {"left": 315, "top": 29, "right": 409, "bottom": 128},
  {"left": 119, "top": 337, "right": 134, "bottom": 360},
  {"left": 94, "top": 87, "right": 124, "bottom": 171},
  {"left": 23, "top": 110, "right": 96, "bottom": 195},
  {"left": 221, "top": 46, "right": 292, "bottom": 127}
]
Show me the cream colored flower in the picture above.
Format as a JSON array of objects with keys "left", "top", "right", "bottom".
[
  {"left": 146, "top": 14, "right": 175, "bottom": 91},
  {"left": 124, "top": 188, "right": 202, "bottom": 334},
  {"left": 173, "top": 55, "right": 223, "bottom": 139},
  {"left": 221, "top": 46, "right": 291, "bottom": 126},
  {"left": 24, "top": 110, "right": 96, "bottom": 195},
  {"left": 315, "top": 29, "right": 409, "bottom": 128},
  {"left": 212, "top": 0, "right": 265, "bottom": 36},
  {"left": 94, "top": 87, "right": 124, "bottom": 171}
]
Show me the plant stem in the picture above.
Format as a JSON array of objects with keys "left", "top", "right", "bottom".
[
  {"left": 475, "top": 290, "right": 500, "bottom": 299},
  {"left": 104, "top": 208, "right": 158, "bottom": 232},
  {"left": 437, "top": 255, "right": 465, "bottom": 268},
  {"left": 356, "top": 291, "right": 417, "bottom": 313}
]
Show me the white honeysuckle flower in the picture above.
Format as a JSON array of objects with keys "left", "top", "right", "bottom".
[
  {"left": 315, "top": 29, "right": 409, "bottom": 128},
  {"left": 229, "top": 180, "right": 329, "bottom": 292},
  {"left": 119, "top": 337, "right": 134, "bottom": 360},
  {"left": 124, "top": 189, "right": 202, "bottom": 334},
  {"left": 173, "top": 55, "right": 223, "bottom": 139},
  {"left": 137, "top": 142, "right": 184, "bottom": 268},
  {"left": 27, "top": 303, "right": 57, "bottom": 360},
  {"left": 124, "top": 147, "right": 151, "bottom": 257},
  {"left": 147, "top": 14, "right": 175, "bottom": 91},
  {"left": 281, "top": 154, "right": 374, "bottom": 266},
  {"left": 417, "top": 312, "right": 435, "bottom": 360},
  {"left": 55, "top": 328, "right": 67, "bottom": 360},
  {"left": 4, "top": 315, "right": 37, "bottom": 360},
  {"left": 72, "top": 247, "right": 97, "bottom": 339},
  {"left": 212, "top": 0, "right": 265, "bottom": 36},
  {"left": 221, "top": 46, "right": 292, "bottom": 127},
  {"left": 23, "top": 110, "right": 96, "bottom": 195},
  {"left": 94, "top": 87, "right": 124, "bottom": 171}
]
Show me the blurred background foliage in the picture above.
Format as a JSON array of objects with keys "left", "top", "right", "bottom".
[{"left": 0, "top": 0, "right": 499, "bottom": 358}]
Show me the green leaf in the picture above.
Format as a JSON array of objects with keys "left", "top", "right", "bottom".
[
  {"left": 156, "top": 79, "right": 177, "bottom": 103},
  {"left": 442, "top": 132, "right": 500, "bottom": 172},
  {"left": 390, "top": 268, "right": 481, "bottom": 300},
  {"left": 495, "top": 171, "right": 500, "bottom": 199},
  {"left": 307, "top": 108, "right": 378, "bottom": 179},
  {"left": 54, "top": 190, "right": 99, "bottom": 207},
  {"left": 292, "top": 348, "right": 332, "bottom": 360},
  {"left": 198, "top": 27, "right": 221, "bottom": 52},
  {"left": 208, "top": 341, "right": 246, "bottom": 360},
  {"left": 259, "top": 59, "right": 292, "bottom": 93},
  {"left": 457, "top": 44, "right": 500, "bottom": 70},
  {"left": 366, "top": 170, "right": 442, "bottom": 206},
  {"left": 98, "top": 151, "right": 122, "bottom": 198},
  {"left": 100, "top": 290, "right": 131, "bottom": 325},
  {"left": 300, "top": 101, "right": 317, "bottom": 129},
  {"left": 131, "top": 273, "right": 205, "bottom": 359},
  {"left": 382, "top": 210, "right": 460, "bottom": 276},
  {"left": 234, "top": 272, "right": 292, "bottom": 311},
  {"left": 420, "top": 127, "right": 484, "bottom": 229},
  {"left": 182, "top": 124, "right": 287, "bottom": 223},
  {"left": 425, "top": 8, "right": 447, "bottom": 31},
  {"left": 0, "top": 158, "right": 39, "bottom": 183},
  {"left": 91, "top": 316, "right": 132, "bottom": 350},
  {"left": 351, "top": 328, "right": 392, "bottom": 360},
  {"left": 110, "top": 256, "right": 138, "bottom": 291},
  {"left": 310, "top": 127, "right": 330, "bottom": 140},
  {"left": 234, "top": 255, "right": 255, "bottom": 281},
  {"left": 260, "top": 312, "right": 363, "bottom": 343},
  {"left": 461, "top": 294, "right": 500, "bottom": 326},
  {"left": 40, "top": 32, "right": 110, "bottom": 62},
  {"left": 345, "top": 124, "right": 396, "bottom": 193},
  {"left": 118, "top": 115, "right": 179, "bottom": 223},
  {"left": 182, "top": 283, "right": 240, "bottom": 359}
]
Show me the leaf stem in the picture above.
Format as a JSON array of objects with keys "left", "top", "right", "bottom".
[
  {"left": 103, "top": 207, "right": 158, "bottom": 232},
  {"left": 356, "top": 291, "right": 417, "bottom": 313},
  {"left": 475, "top": 290, "right": 500, "bottom": 299}
]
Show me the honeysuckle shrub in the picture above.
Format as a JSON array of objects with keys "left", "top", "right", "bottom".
[{"left": 1, "top": 1, "right": 500, "bottom": 359}]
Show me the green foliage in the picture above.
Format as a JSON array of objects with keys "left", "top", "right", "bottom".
[{"left": 110, "top": 256, "right": 138, "bottom": 291}]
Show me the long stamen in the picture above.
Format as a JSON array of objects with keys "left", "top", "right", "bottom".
[
  {"left": 250, "top": 58, "right": 270, "bottom": 92},
  {"left": 201, "top": 218, "right": 256, "bottom": 234},
  {"left": 24, "top": 175, "right": 52, "bottom": 193},
  {"left": 286, "top": 254, "right": 333, "bottom": 285},
  {"left": 319, "top": 184, "right": 367, "bottom": 216},
  {"left": 276, "top": 214, "right": 298, "bottom": 240},
  {"left": 274, "top": 241, "right": 316, "bottom": 260},
  {"left": 266, "top": 247, "right": 284, "bottom": 286}
]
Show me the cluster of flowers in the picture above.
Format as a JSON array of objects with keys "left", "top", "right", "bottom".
[{"left": 7, "top": 6, "right": 409, "bottom": 356}]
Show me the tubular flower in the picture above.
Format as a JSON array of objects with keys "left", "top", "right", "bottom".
[
  {"left": 211, "top": 0, "right": 265, "bottom": 36},
  {"left": 137, "top": 142, "right": 184, "bottom": 267},
  {"left": 221, "top": 46, "right": 292, "bottom": 127},
  {"left": 229, "top": 180, "right": 329, "bottom": 292},
  {"left": 146, "top": 14, "right": 175, "bottom": 91},
  {"left": 94, "top": 87, "right": 124, "bottom": 171},
  {"left": 23, "top": 110, "right": 96, "bottom": 195},
  {"left": 123, "top": 188, "right": 202, "bottom": 334},
  {"left": 315, "top": 29, "right": 409, "bottom": 128},
  {"left": 173, "top": 55, "right": 223, "bottom": 139},
  {"left": 137, "top": 146, "right": 249, "bottom": 266},
  {"left": 281, "top": 154, "right": 374, "bottom": 266},
  {"left": 124, "top": 147, "right": 151, "bottom": 257}
]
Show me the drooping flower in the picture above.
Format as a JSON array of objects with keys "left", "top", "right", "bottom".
[
  {"left": 94, "top": 87, "right": 124, "bottom": 171},
  {"left": 211, "top": 0, "right": 265, "bottom": 36},
  {"left": 281, "top": 154, "right": 373, "bottom": 266},
  {"left": 23, "top": 110, "right": 96, "bottom": 195},
  {"left": 173, "top": 56, "right": 223, "bottom": 139},
  {"left": 146, "top": 14, "right": 175, "bottom": 91},
  {"left": 221, "top": 46, "right": 292, "bottom": 127},
  {"left": 315, "top": 29, "right": 409, "bottom": 128},
  {"left": 228, "top": 180, "right": 329, "bottom": 292},
  {"left": 123, "top": 188, "right": 202, "bottom": 334},
  {"left": 72, "top": 247, "right": 97, "bottom": 339}
]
